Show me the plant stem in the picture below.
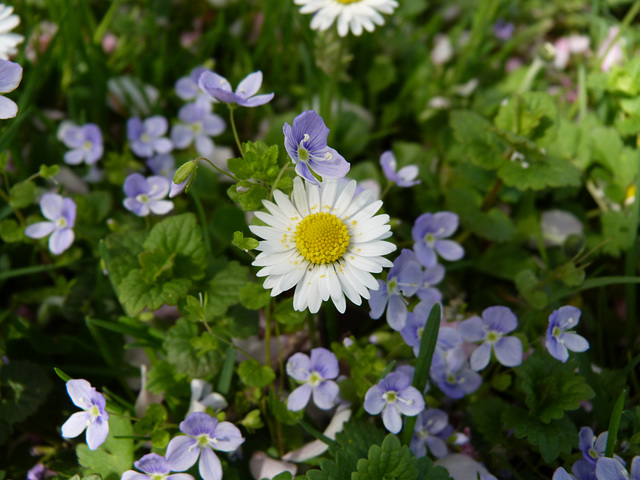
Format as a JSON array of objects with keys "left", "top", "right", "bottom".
[
  {"left": 198, "top": 156, "right": 240, "bottom": 182},
  {"left": 268, "top": 163, "right": 292, "bottom": 200},
  {"left": 228, "top": 106, "right": 244, "bottom": 158}
]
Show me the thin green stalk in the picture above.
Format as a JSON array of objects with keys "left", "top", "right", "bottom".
[
  {"left": 273, "top": 315, "right": 285, "bottom": 395},
  {"left": 268, "top": 163, "right": 292, "bottom": 201},
  {"left": 605, "top": 389, "right": 627, "bottom": 457},
  {"left": 625, "top": 151, "right": 640, "bottom": 341},
  {"left": 595, "top": 0, "right": 640, "bottom": 72},
  {"left": 265, "top": 300, "right": 273, "bottom": 366},
  {"left": 198, "top": 157, "right": 240, "bottom": 182},
  {"left": 229, "top": 107, "right": 245, "bottom": 158},
  {"left": 190, "top": 190, "right": 213, "bottom": 256},
  {"left": 517, "top": 57, "right": 544, "bottom": 94}
]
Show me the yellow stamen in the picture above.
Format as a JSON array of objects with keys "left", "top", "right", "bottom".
[
  {"left": 295, "top": 212, "right": 350, "bottom": 264},
  {"left": 335, "top": 0, "right": 362, "bottom": 3}
]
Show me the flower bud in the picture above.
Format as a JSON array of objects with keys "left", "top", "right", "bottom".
[{"left": 173, "top": 160, "right": 197, "bottom": 185}]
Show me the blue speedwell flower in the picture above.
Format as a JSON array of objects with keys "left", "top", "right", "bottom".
[
  {"left": 123, "top": 173, "right": 174, "bottom": 217},
  {"left": 176, "top": 65, "right": 214, "bottom": 109},
  {"left": 412, "top": 212, "right": 464, "bottom": 268},
  {"left": 286, "top": 347, "right": 340, "bottom": 411},
  {"left": 369, "top": 249, "right": 423, "bottom": 331},
  {"left": 283, "top": 110, "right": 350, "bottom": 185},
  {"left": 364, "top": 371, "right": 424, "bottom": 434},
  {"left": 25, "top": 193, "right": 76, "bottom": 255},
  {"left": 60, "top": 379, "right": 109, "bottom": 451},
  {"left": 58, "top": 122, "right": 104, "bottom": 165},
  {"left": 401, "top": 302, "right": 454, "bottom": 357},
  {"left": 166, "top": 412, "right": 244, "bottom": 480},
  {"left": 198, "top": 70, "right": 274, "bottom": 107},
  {"left": 0, "top": 58, "right": 22, "bottom": 119},
  {"left": 430, "top": 346, "right": 482, "bottom": 399},
  {"left": 127, "top": 115, "right": 173, "bottom": 158},
  {"left": 171, "top": 102, "right": 225, "bottom": 157},
  {"left": 122, "top": 453, "right": 194, "bottom": 480},
  {"left": 380, "top": 150, "right": 420, "bottom": 187},
  {"left": 410, "top": 408, "right": 450, "bottom": 458},
  {"left": 579, "top": 427, "right": 625, "bottom": 467},
  {"left": 595, "top": 456, "right": 638, "bottom": 480},
  {"left": 459, "top": 306, "right": 523, "bottom": 370},
  {"left": 546, "top": 306, "right": 590, "bottom": 362},
  {"left": 417, "top": 263, "right": 444, "bottom": 303}
]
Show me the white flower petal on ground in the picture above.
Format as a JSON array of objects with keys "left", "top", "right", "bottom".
[
  {"left": 295, "top": 0, "right": 398, "bottom": 37},
  {"left": 250, "top": 177, "right": 396, "bottom": 313}
]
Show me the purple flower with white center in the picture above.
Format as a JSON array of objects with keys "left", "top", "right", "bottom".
[
  {"left": 416, "top": 263, "right": 444, "bottom": 303},
  {"left": 171, "top": 103, "right": 225, "bottom": 157},
  {"left": 25, "top": 193, "right": 76, "bottom": 255},
  {"left": 412, "top": 212, "right": 464, "bottom": 268},
  {"left": 123, "top": 173, "right": 174, "bottom": 217},
  {"left": 364, "top": 371, "right": 425, "bottom": 434},
  {"left": 123, "top": 453, "right": 194, "bottom": 480},
  {"left": 401, "top": 301, "right": 454, "bottom": 357},
  {"left": 165, "top": 412, "right": 244, "bottom": 480},
  {"left": 597, "top": 457, "right": 640, "bottom": 480},
  {"left": 283, "top": 110, "right": 350, "bottom": 185},
  {"left": 147, "top": 153, "right": 176, "bottom": 179},
  {"left": 127, "top": 115, "right": 173, "bottom": 158},
  {"left": 410, "top": 408, "right": 450, "bottom": 458},
  {"left": 380, "top": 151, "right": 420, "bottom": 187},
  {"left": 430, "top": 347, "right": 482, "bottom": 399},
  {"left": 59, "top": 123, "right": 103, "bottom": 165},
  {"left": 572, "top": 459, "right": 596, "bottom": 480},
  {"left": 60, "top": 379, "right": 109, "bottom": 450},
  {"left": 176, "top": 66, "right": 214, "bottom": 108},
  {"left": 554, "top": 468, "right": 575, "bottom": 480},
  {"left": 546, "top": 306, "right": 590, "bottom": 363},
  {"left": 198, "top": 70, "right": 274, "bottom": 108},
  {"left": 369, "top": 249, "right": 423, "bottom": 331},
  {"left": 286, "top": 347, "right": 340, "bottom": 411},
  {"left": 0, "top": 59, "right": 22, "bottom": 119},
  {"left": 459, "top": 306, "right": 523, "bottom": 371},
  {"left": 579, "top": 427, "right": 625, "bottom": 467}
]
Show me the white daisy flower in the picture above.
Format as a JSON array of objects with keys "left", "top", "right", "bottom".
[
  {"left": 0, "top": 4, "right": 24, "bottom": 60},
  {"left": 295, "top": 0, "right": 399, "bottom": 37},
  {"left": 250, "top": 177, "right": 396, "bottom": 314}
]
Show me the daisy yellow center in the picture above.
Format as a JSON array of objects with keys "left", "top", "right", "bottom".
[
  {"left": 335, "top": 0, "right": 362, "bottom": 3},
  {"left": 295, "top": 212, "right": 350, "bottom": 265}
]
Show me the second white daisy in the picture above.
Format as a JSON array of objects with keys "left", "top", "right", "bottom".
[
  {"left": 295, "top": 0, "right": 399, "bottom": 37},
  {"left": 250, "top": 177, "right": 396, "bottom": 314}
]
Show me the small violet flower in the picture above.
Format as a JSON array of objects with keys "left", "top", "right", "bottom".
[
  {"left": 553, "top": 468, "right": 575, "bottom": 480},
  {"left": 199, "top": 70, "right": 274, "bottom": 107},
  {"left": 546, "top": 306, "right": 590, "bottom": 363},
  {"left": 380, "top": 150, "right": 420, "bottom": 187},
  {"left": 430, "top": 347, "right": 482, "bottom": 399},
  {"left": 123, "top": 453, "right": 194, "bottom": 480},
  {"left": 364, "top": 371, "right": 425, "bottom": 434},
  {"left": 25, "top": 193, "right": 76, "bottom": 255},
  {"left": 579, "top": 427, "right": 625, "bottom": 467},
  {"left": 493, "top": 20, "right": 514, "bottom": 41},
  {"left": 369, "top": 249, "right": 423, "bottom": 331},
  {"left": 412, "top": 212, "right": 464, "bottom": 268},
  {"left": 26, "top": 463, "right": 56, "bottom": 480},
  {"left": 123, "top": 173, "right": 174, "bottom": 217},
  {"left": 147, "top": 153, "right": 176, "bottom": 180},
  {"left": 176, "top": 66, "right": 214, "bottom": 108},
  {"left": 286, "top": 347, "right": 340, "bottom": 411},
  {"left": 0, "top": 58, "right": 22, "bottom": 119},
  {"left": 60, "top": 379, "right": 109, "bottom": 450},
  {"left": 416, "top": 263, "right": 444, "bottom": 303},
  {"left": 459, "top": 306, "right": 523, "bottom": 371},
  {"left": 410, "top": 408, "right": 450, "bottom": 458},
  {"left": 401, "top": 301, "right": 448, "bottom": 357},
  {"left": 186, "top": 378, "right": 228, "bottom": 416},
  {"left": 171, "top": 102, "right": 225, "bottom": 157},
  {"left": 166, "top": 412, "right": 244, "bottom": 480},
  {"left": 283, "top": 110, "right": 350, "bottom": 185},
  {"left": 59, "top": 122, "right": 104, "bottom": 165},
  {"left": 595, "top": 456, "right": 639, "bottom": 480},
  {"left": 127, "top": 115, "right": 173, "bottom": 158}
]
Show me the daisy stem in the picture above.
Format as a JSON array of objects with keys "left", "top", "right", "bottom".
[
  {"left": 379, "top": 181, "right": 392, "bottom": 201},
  {"left": 265, "top": 300, "right": 273, "bottom": 367},
  {"left": 273, "top": 314, "right": 285, "bottom": 395},
  {"left": 228, "top": 106, "right": 245, "bottom": 159}
]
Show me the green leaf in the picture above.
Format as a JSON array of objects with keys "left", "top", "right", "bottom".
[
  {"left": 331, "top": 421, "right": 387, "bottom": 459},
  {"left": 0, "top": 151, "right": 7, "bottom": 172},
  {"left": 76, "top": 414, "right": 134, "bottom": 480},
  {"left": 515, "top": 269, "right": 548, "bottom": 309},
  {"left": 39, "top": 164, "right": 59, "bottom": 179},
  {"left": 206, "top": 261, "right": 250, "bottom": 317},
  {"left": 450, "top": 110, "right": 507, "bottom": 170},
  {"left": 139, "top": 248, "right": 176, "bottom": 283},
  {"left": 227, "top": 183, "right": 269, "bottom": 212},
  {"left": 445, "top": 187, "right": 515, "bottom": 242},
  {"left": 228, "top": 156, "right": 256, "bottom": 181},
  {"left": 239, "top": 282, "right": 271, "bottom": 310},
  {"left": 515, "top": 352, "right": 595, "bottom": 423},
  {"left": 9, "top": 181, "right": 36, "bottom": 209},
  {"left": 239, "top": 409, "right": 264, "bottom": 431},
  {"left": 274, "top": 297, "right": 307, "bottom": 325},
  {"left": 497, "top": 154, "right": 582, "bottom": 191},
  {"left": 367, "top": 55, "right": 397, "bottom": 94},
  {"left": 164, "top": 319, "right": 222, "bottom": 377},
  {"left": 469, "top": 397, "right": 510, "bottom": 446},
  {"left": 233, "top": 231, "right": 259, "bottom": 251},
  {"left": 494, "top": 92, "right": 558, "bottom": 146},
  {"left": 133, "top": 403, "right": 167, "bottom": 436},
  {"left": 353, "top": 434, "right": 416, "bottom": 480},
  {"left": 0, "top": 219, "right": 24, "bottom": 243},
  {"left": 599, "top": 211, "right": 634, "bottom": 257},
  {"left": 268, "top": 389, "right": 302, "bottom": 426},
  {"left": 502, "top": 407, "right": 578, "bottom": 463},
  {"left": 415, "top": 457, "right": 452, "bottom": 480},
  {"left": 238, "top": 359, "right": 275, "bottom": 388}
]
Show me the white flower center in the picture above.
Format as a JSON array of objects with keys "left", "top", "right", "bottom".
[
  {"left": 141, "top": 133, "right": 151, "bottom": 143},
  {"left": 136, "top": 194, "right": 149, "bottom": 204},
  {"left": 382, "top": 391, "right": 397, "bottom": 404},
  {"left": 56, "top": 217, "right": 67, "bottom": 229}
]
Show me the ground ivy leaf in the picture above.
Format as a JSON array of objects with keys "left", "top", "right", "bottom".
[
  {"left": 498, "top": 154, "right": 581, "bottom": 190},
  {"left": 515, "top": 351, "right": 595, "bottom": 423},
  {"left": 353, "top": 434, "right": 417, "bottom": 480},
  {"left": 469, "top": 397, "right": 510, "bottom": 446},
  {"left": 9, "top": 181, "right": 37, "bottom": 209},
  {"left": 450, "top": 110, "right": 507, "bottom": 170},
  {"left": 274, "top": 297, "right": 307, "bottom": 325},
  {"left": 118, "top": 270, "right": 191, "bottom": 316},
  {"left": 164, "top": 319, "right": 222, "bottom": 378},
  {"left": 139, "top": 248, "right": 176, "bottom": 283},
  {"left": 233, "top": 231, "right": 259, "bottom": 251},
  {"left": 228, "top": 156, "right": 256, "bottom": 180},
  {"left": 331, "top": 421, "right": 387, "bottom": 459},
  {"left": 502, "top": 406, "right": 577, "bottom": 463},
  {"left": 238, "top": 359, "right": 275, "bottom": 388},
  {"left": 227, "top": 184, "right": 269, "bottom": 212},
  {"left": 206, "top": 261, "right": 250, "bottom": 317},
  {"left": 0, "top": 218, "right": 25, "bottom": 243},
  {"left": 416, "top": 457, "right": 453, "bottom": 480},
  {"left": 76, "top": 414, "right": 134, "bottom": 480}
]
